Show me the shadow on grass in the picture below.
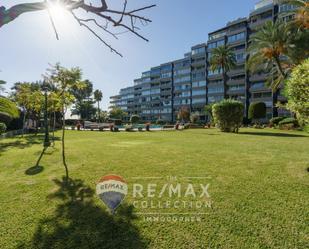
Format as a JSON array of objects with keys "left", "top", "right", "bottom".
[
  {"left": 239, "top": 131, "right": 307, "bottom": 138},
  {"left": 25, "top": 166, "right": 44, "bottom": 175},
  {"left": 0, "top": 134, "right": 60, "bottom": 155},
  {"left": 18, "top": 178, "right": 147, "bottom": 249}
]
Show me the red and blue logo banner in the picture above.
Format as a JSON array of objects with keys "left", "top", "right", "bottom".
[{"left": 96, "top": 175, "right": 128, "bottom": 214}]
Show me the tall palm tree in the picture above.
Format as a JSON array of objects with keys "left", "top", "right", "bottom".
[
  {"left": 248, "top": 20, "right": 293, "bottom": 117},
  {"left": 94, "top": 89, "right": 103, "bottom": 123},
  {"left": 210, "top": 45, "right": 236, "bottom": 99}
]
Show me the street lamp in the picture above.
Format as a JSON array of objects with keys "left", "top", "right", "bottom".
[{"left": 42, "top": 84, "right": 51, "bottom": 147}]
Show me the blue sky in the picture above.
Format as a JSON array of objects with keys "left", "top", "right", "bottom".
[{"left": 0, "top": 0, "right": 257, "bottom": 109}]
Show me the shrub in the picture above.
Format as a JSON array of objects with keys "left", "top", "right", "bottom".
[
  {"left": 130, "top": 115, "right": 140, "bottom": 124},
  {"left": 248, "top": 102, "right": 266, "bottom": 121},
  {"left": 190, "top": 112, "right": 200, "bottom": 124},
  {"left": 0, "top": 122, "right": 7, "bottom": 135},
  {"left": 212, "top": 99, "right": 244, "bottom": 133},
  {"left": 113, "top": 119, "right": 122, "bottom": 126},
  {"left": 269, "top": 116, "right": 286, "bottom": 126},
  {"left": 177, "top": 106, "right": 190, "bottom": 122},
  {"left": 279, "top": 118, "right": 299, "bottom": 129},
  {"left": 156, "top": 119, "right": 165, "bottom": 125},
  {"left": 124, "top": 124, "right": 133, "bottom": 131},
  {"left": 284, "top": 58, "right": 309, "bottom": 125},
  {"left": 138, "top": 126, "right": 143, "bottom": 131}
]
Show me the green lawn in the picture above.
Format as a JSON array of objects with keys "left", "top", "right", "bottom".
[{"left": 0, "top": 128, "right": 308, "bottom": 249}]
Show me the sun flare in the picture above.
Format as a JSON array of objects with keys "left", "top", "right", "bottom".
[{"left": 48, "top": 1, "right": 68, "bottom": 22}]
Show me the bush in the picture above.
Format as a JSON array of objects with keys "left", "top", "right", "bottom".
[
  {"left": 156, "top": 119, "right": 165, "bottom": 125},
  {"left": 190, "top": 112, "right": 200, "bottom": 124},
  {"left": 212, "top": 99, "right": 244, "bottom": 133},
  {"left": 269, "top": 116, "right": 286, "bottom": 126},
  {"left": 124, "top": 124, "right": 133, "bottom": 131},
  {"left": 285, "top": 58, "right": 309, "bottom": 125},
  {"left": 279, "top": 118, "right": 299, "bottom": 130},
  {"left": 0, "top": 122, "right": 7, "bottom": 135},
  {"left": 130, "top": 115, "right": 140, "bottom": 124},
  {"left": 248, "top": 102, "right": 266, "bottom": 121}
]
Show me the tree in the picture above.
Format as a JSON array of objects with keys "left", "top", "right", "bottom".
[
  {"left": 204, "top": 104, "right": 214, "bottom": 122},
  {"left": 0, "top": 80, "right": 6, "bottom": 94},
  {"left": 248, "top": 20, "right": 293, "bottom": 117},
  {"left": 47, "top": 63, "right": 85, "bottom": 182},
  {"left": 190, "top": 112, "right": 200, "bottom": 124},
  {"left": 209, "top": 45, "right": 236, "bottom": 99},
  {"left": 248, "top": 102, "right": 266, "bottom": 124},
  {"left": 109, "top": 107, "right": 126, "bottom": 120},
  {"left": 70, "top": 79, "right": 94, "bottom": 120},
  {"left": 284, "top": 58, "right": 309, "bottom": 125},
  {"left": 130, "top": 115, "right": 140, "bottom": 124},
  {"left": 94, "top": 89, "right": 103, "bottom": 123},
  {"left": 0, "top": 97, "right": 19, "bottom": 124},
  {"left": 0, "top": 1, "right": 155, "bottom": 56},
  {"left": 177, "top": 106, "right": 190, "bottom": 122},
  {"left": 12, "top": 82, "right": 44, "bottom": 135}
]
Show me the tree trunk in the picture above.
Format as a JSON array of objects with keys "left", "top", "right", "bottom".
[
  {"left": 222, "top": 68, "right": 228, "bottom": 99},
  {"left": 272, "top": 90, "right": 279, "bottom": 118},
  {"left": 22, "top": 109, "right": 26, "bottom": 137},
  {"left": 97, "top": 101, "right": 101, "bottom": 123},
  {"left": 61, "top": 106, "right": 69, "bottom": 182},
  {"left": 52, "top": 111, "right": 56, "bottom": 146}
]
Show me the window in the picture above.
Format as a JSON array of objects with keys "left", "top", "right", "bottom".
[
  {"left": 208, "top": 39, "right": 225, "bottom": 49},
  {"left": 174, "top": 68, "right": 190, "bottom": 76},
  {"left": 181, "top": 91, "right": 190, "bottom": 97},
  {"left": 141, "top": 90, "right": 150, "bottom": 96},
  {"left": 174, "top": 60, "right": 190, "bottom": 68},
  {"left": 209, "top": 31, "right": 226, "bottom": 41},
  {"left": 279, "top": 4, "right": 296, "bottom": 13},
  {"left": 161, "top": 64, "right": 172, "bottom": 71},
  {"left": 235, "top": 52, "right": 246, "bottom": 62},
  {"left": 208, "top": 86, "right": 224, "bottom": 94},
  {"left": 161, "top": 72, "right": 172, "bottom": 78},
  {"left": 251, "top": 82, "right": 265, "bottom": 89},
  {"left": 192, "top": 47, "right": 206, "bottom": 55},
  {"left": 208, "top": 95, "right": 223, "bottom": 103},
  {"left": 192, "top": 71, "right": 206, "bottom": 80},
  {"left": 192, "top": 80, "right": 207, "bottom": 87},
  {"left": 192, "top": 98, "right": 205, "bottom": 104},
  {"left": 174, "top": 76, "right": 191, "bottom": 83},
  {"left": 192, "top": 90, "right": 206, "bottom": 96},
  {"left": 227, "top": 32, "right": 245, "bottom": 43},
  {"left": 229, "top": 84, "right": 245, "bottom": 91},
  {"left": 208, "top": 69, "right": 221, "bottom": 76},
  {"left": 150, "top": 88, "right": 160, "bottom": 94}
]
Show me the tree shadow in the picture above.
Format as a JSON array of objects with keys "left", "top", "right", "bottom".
[
  {"left": 0, "top": 134, "right": 60, "bottom": 155},
  {"left": 18, "top": 178, "right": 147, "bottom": 249},
  {"left": 239, "top": 131, "right": 307, "bottom": 138},
  {"left": 25, "top": 165, "right": 44, "bottom": 175}
]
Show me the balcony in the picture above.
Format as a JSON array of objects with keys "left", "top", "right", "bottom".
[{"left": 249, "top": 74, "right": 268, "bottom": 82}]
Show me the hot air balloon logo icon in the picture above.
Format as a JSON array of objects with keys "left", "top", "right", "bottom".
[{"left": 96, "top": 175, "right": 128, "bottom": 214}]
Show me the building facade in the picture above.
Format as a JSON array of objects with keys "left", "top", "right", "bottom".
[{"left": 110, "top": 0, "right": 292, "bottom": 122}]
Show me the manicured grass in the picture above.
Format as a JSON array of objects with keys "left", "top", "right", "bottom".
[{"left": 0, "top": 128, "right": 308, "bottom": 249}]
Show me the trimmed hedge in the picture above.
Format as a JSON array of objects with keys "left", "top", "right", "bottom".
[
  {"left": 279, "top": 118, "right": 299, "bottom": 129},
  {"left": 248, "top": 102, "right": 266, "bottom": 120},
  {"left": 269, "top": 116, "right": 286, "bottom": 126},
  {"left": 212, "top": 99, "right": 244, "bottom": 133},
  {"left": 130, "top": 115, "right": 140, "bottom": 124}
]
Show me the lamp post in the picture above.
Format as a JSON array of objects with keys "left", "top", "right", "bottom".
[{"left": 43, "top": 86, "right": 51, "bottom": 147}]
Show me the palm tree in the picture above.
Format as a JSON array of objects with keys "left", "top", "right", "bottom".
[
  {"left": 94, "top": 89, "right": 103, "bottom": 123},
  {"left": 248, "top": 20, "right": 295, "bottom": 117},
  {"left": 209, "top": 45, "right": 236, "bottom": 99}
]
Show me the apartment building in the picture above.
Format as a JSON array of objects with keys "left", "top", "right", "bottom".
[{"left": 110, "top": 0, "right": 292, "bottom": 122}]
